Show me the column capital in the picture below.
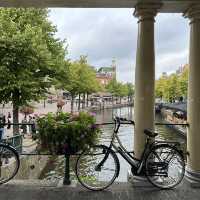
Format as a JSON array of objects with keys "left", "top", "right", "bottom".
[
  {"left": 133, "top": 3, "right": 162, "bottom": 22},
  {"left": 183, "top": 4, "right": 200, "bottom": 23}
]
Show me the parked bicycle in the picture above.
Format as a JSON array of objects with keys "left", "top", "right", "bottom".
[
  {"left": 75, "top": 116, "right": 185, "bottom": 191},
  {"left": 0, "top": 140, "right": 20, "bottom": 184}
]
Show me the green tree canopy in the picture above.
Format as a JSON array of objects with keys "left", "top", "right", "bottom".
[
  {"left": 56, "top": 56, "right": 102, "bottom": 112},
  {"left": 106, "top": 79, "right": 133, "bottom": 101},
  {"left": 0, "top": 8, "right": 66, "bottom": 131},
  {"left": 155, "top": 67, "right": 188, "bottom": 102}
]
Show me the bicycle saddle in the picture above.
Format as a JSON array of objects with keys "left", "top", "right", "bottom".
[{"left": 144, "top": 129, "right": 158, "bottom": 137}]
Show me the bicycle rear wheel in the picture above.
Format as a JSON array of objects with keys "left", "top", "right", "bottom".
[
  {"left": 75, "top": 145, "right": 119, "bottom": 191},
  {"left": 145, "top": 144, "right": 185, "bottom": 189},
  {"left": 0, "top": 143, "right": 20, "bottom": 184}
]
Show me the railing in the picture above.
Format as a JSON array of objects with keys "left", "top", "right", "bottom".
[
  {"left": 0, "top": 122, "right": 31, "bottom": 153},
  {"left": 0, "top": 121, "right": 189, "bottom": 185},
  {"left": 1, "top": 134, "right": 23, "bottom": 153}
]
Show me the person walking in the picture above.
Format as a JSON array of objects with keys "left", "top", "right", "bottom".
[
  {"left": 8, "top": 112, "right": 11, "bottom": 119},
  {"left": 31, "top": 117, "right": 37, "bottom": 140},
  {"left": 7, "top": 113, "right": 11, "bottom": 130},
  {"left": 21, "top": 116, "right": 27, "bottom": 138},
  {"left": 28, "top": 116, "right": 33, "bottom": 134},
  {"left": 0, "top": 114, "right": 6, "bottom": 140}
]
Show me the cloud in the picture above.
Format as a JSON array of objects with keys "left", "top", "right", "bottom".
[{"left": 49, "top": 9, "right": 189, "bottom": 82}]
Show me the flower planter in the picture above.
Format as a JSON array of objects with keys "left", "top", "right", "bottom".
[{"left": 36, "top": 112, "right": 101, "bottom": 154}]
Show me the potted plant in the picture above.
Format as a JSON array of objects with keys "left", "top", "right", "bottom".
[{"left": 36, "top": 112, "right": 101, "bottom": 154}]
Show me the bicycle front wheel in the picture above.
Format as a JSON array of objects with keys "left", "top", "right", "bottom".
[
  {"left": 75, "top": 145, "right": 119, "bottom": 191},
  {"left": 0, "top": 144, "right": 20, "bottom": 184},
  {"left": 145, "top": 144, "right": 185, "bottom": 189}
]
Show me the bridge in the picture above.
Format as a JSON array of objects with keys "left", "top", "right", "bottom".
[{"left": 1, "top": 0, "right": 200, "bottom": 186}]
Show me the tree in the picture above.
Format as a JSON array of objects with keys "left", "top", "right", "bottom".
[
  {"left": 178, "top": 67, "right": 188, "bottom": 98},
  {"left": 106, "top": 79, "right": 131, "bottom": 104},
  {"left": 155, "top": 75, "right": 168, "bottom": 100},
  {"left": 126, "top": 83, "right": 134, "bottom": 103},
  {"left": 77, "top": 57, "right": 102, "bottom": 108},
  {"left": 56, "top": 56, "right": 102, "bottom": 113},
  {"left": 0, "top": 8, "right": 66, "bottom": 133},
  {"left": 155, "top": 67, "right": 189, "bottom": 102}
]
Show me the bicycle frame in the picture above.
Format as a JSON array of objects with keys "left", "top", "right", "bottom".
[
  {"left": 107, "top": 118, "right": 151, "bottom": 175},
  {"left": 98, "top": 117, "right": 182, "bottom": 176}
]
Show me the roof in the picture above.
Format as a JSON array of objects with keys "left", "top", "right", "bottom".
[
  {"left": 1, "top": 0, "right": 199, "bottom": 13},
  {"left": 98, "top": 67, "right": 115, "bottom": 73}
]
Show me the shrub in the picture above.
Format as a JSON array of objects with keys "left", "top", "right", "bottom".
[{"left": 36, "top": 112, "right": 101, "bottom": 154}]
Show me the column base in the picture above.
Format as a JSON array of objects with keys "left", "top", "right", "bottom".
[
  {"left": 185, "top": 166, "right": 200, "bottom": 188},
  {"left": 127, "top": 170, "right": 153, "bottom": 187}
]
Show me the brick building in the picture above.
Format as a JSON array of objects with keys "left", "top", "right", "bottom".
[{"left": 96, "top": 60, "right": 116, "bottom": 86}]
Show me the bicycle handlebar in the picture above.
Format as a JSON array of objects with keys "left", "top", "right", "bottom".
[{"left": 114, "top": 116, "right": 135, "bottom": 125}]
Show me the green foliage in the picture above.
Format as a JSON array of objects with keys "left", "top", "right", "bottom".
[
  {"left": 36, "top": 112, "right": 101, "bottom": 154},
  {"left": 0, "top": 8, "right": 66, "bottom": 125},
  {"left": 56, "top": 56, "right": 102, "bottom": 95},
  {"left": 126, "top": 83, "right": 134, "bottom": 97},
  {"left": 155, "top": 67, "right": 188, "bottom": 102},
  {"left": 106, "top": 79, "right": 133, "bottom": 98}
]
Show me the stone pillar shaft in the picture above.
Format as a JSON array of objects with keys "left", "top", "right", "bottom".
[
  {"left": 184, "top": 5, "right": 200, "bottom": 183},
  {"left": 133, "top": 3, "right": 160, "bottom": 158}
]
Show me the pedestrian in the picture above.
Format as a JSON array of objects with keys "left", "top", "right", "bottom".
[
  {"left": 7, "top": 113, "right": 11, "bottom": 130},
  {"left": 28, "top": 115, "right": 33, "bottom": 134},
  {"left": 8, "top": 112, "right": 11, "bottom": 119},
  {"left": 21, "top": 116, "right": 27, "bottom": 138},
  {"left": 0, "top": 114, "right": 6, "bottom": 140},
  {"left": 31, "top": 117, "right": 37, "bottom": 140}
]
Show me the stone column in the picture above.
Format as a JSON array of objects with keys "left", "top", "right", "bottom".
[
  {"left": 133, "top": 3, "right": 161, "bottom": 159},
  {"left": 184, "top": 5, "right": 200, "bottom": 185}
]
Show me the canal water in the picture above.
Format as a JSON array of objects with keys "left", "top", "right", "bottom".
[{"left": 39, "top": 106, "right": 186, "bottom": 182}]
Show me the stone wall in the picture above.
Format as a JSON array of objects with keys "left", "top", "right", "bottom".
[{"left": 2, "top": 155, "right": 48, "bottom": 180}]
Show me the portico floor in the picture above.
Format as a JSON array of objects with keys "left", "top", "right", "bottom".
[{"left": 0, "top": 179, "right": 199, "bottom": 200}]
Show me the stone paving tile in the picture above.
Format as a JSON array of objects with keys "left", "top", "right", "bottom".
[{"left": 0, "top": 180, "right": 199, "bottom": 200}]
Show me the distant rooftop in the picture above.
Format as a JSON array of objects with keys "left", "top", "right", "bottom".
[{"left": 98, "top": 67, "right": 115, "bottom": 73}]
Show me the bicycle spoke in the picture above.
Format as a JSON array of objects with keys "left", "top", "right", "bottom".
[
  {"left": 0, "top": 144, "right": 19, "bottom": 184},
  {"left": 146, "top": 145, "right": 185, "bottom": 189},
  {"left": 76, "top": 145, "right": 119, "bottom": 191}
]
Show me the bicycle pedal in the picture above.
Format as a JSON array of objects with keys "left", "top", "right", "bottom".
[
  {"left": 94, "top": 166, "right": 101, "bottom": 172},
  {"left": 5, "top": 159, "right": 9, "bottom": 164}
]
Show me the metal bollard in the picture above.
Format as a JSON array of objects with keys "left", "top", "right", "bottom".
[{"left": 63, "top": 153, "right": 71, "bottom": 185}]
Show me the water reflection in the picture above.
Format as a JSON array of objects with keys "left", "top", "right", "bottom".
[{"left": 40, "top": 106, "right": 186, "bottom": 182}]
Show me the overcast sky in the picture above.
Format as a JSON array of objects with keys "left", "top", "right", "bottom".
[{"left": 49, "top": 8, "right": 189, "bottom": 83}]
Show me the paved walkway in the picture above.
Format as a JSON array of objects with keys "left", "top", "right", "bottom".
[{"left": 0, "top": 180, "right": 199, "bottom": 200}]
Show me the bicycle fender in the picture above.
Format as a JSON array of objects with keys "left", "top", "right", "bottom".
[
  {"left": 149, "top": 143, "right": 184, "bottom": 158},
  {"left": 95, "top": 144, "right": 120, "bottom": 177}
]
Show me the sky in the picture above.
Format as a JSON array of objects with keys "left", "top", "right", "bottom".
[{"left": 49, "top": 8, "right": 189, "bottom": 83}]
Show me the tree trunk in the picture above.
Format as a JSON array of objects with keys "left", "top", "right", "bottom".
[
  {"left": 13, "top": 89, "right": 20, "bottom": 135},
  {"left": 82, "top": 93, "right": 85, "bottom": 109},
  {"left": 78, "top": 94, "right": 81, "bottom": 110},
  {"left": 71, "top": 94, "right": 74, "bottom": 114},
  {"left": 86, "top": 93, "right": 89, "bottom": 107}
]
